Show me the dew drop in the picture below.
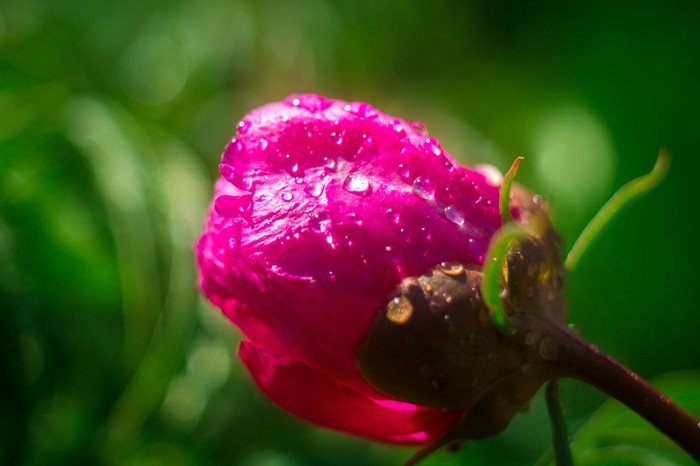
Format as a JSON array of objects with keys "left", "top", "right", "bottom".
[
  {"left": 398, "top": 163, "right": 411, "bottom": 181},
  {"left": 236, "top": 176, "right": 254, "bottom": 192},
  {"left": 438, "top": 262, "right": 464, "bottom": 276},
  {"left": 385, "top": 208, "right": 400, "bottom": 224},
  {"left": 291, "top": 97, "right": 301, "bottom": 107},
  {"left": 231, "top": 139, "right": 244, "bottom": 153},
  {"left": 344, "top": 102, "right": 378, "bottom": 119},
  {"left": 412, "top": 176, "right": 436, "bottom": 199},
  {"left": 214, "top": 194, "right": 252, "bottom": 218},
  {"left": 330, "top": 131, "right": 344, "bottom": 146},
  {"left": 310, "top": 211, "right": 331, "bottom": 233},
  {"left": 219, "top": 163, "right": 235, "bottom": 180},
  {"left": 539, "top": 336, "right": 558, "bottom": 361},
  {"left": 323, "top": 157, "right": 337, "bottom": 171},
  {"left": 410, "top": 120, "right": 428, "bottom": 135},
  {"left": 444, "top": 205, "right": 465, "bottom": 225},
  {"left": 385, "top": 245, "right": 393, "bottom": 252},
  {"left": 386, "top": 295, "right": 413, "bottom": 325},
  {"left": 281, "top": 191, "right": 294, "bottom": 201},
  {"left": 524, "top": 332, "right": 537, "bottom": 346},
  {"left": 237, "top": 119, "right": 250, "bottom": 134},
  {"left": 304, "top": 182, "right": 324, "bottom": 198},
  {"left": 343, "top": 173, "right": 371, "bottom": 195},
  {"left": 425, "top": 137, "right": 442, "bottom": 156},
  {"left": 533, "top": 194, "right": 544, "bottom": 205},
  {"left": 391, "top": 121, "right": 406, "bottom": 138}
]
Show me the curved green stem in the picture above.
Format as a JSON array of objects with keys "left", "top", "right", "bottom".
[
  {"left": 565, "top": 150, "right": 669, "bottom": 272},
  {"left": 545, "top": 380, "right": 574, "bottom": 466}
]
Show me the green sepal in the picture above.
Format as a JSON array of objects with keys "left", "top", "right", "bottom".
[
  {"left": 481, "top": 223, "right": 526, "bottom": 334},
  {"left": 500, "top": 156, "right": 524, "bottom": 225}
]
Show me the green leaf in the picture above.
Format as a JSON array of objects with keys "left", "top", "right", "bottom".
[{"left": 562, "top": 371, "right": 700, "bottom": 466}]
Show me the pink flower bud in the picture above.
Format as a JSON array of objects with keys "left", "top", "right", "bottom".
[{"left": 196, "top": 94, "right": 510, "bottom": 444}]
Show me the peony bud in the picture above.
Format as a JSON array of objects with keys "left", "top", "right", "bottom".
[
  {"left": 195, "top": 94, "right": 520, "bottom": 444},
  {"left": 197, "top": 95, "right": 700, "bottom": 462}
]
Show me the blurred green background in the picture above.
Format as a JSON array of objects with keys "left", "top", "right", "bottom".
[{"left": 1, "top": 1, "right": 699, "bottom": 465}]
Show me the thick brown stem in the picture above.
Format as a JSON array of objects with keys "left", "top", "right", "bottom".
[{"left": 542, "top": 321, "right": 700, "bottom": 463}]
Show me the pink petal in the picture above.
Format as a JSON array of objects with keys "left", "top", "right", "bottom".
[{"left": 239, "top": 341, "right": 461, "bottom": 445}]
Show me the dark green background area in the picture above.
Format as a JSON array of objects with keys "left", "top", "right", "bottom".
[{"left": 1, "top": 1, "right": 698, "bottom": 465}]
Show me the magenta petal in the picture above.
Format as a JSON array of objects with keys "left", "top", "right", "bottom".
[{"left": 239, "top": 341, "right": 461, "bottom": 445}]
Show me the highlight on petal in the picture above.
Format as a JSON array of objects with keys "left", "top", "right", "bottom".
[{"left": 238, "top": 341, "right": 461, "bottom": 445}]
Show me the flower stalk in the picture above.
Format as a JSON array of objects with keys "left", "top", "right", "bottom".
[
  {"left": 533, "top": 318, "right": 700, "bottom": 463},
  {"left": 545, "top": 380, "right": 573, "bottom": 466}
]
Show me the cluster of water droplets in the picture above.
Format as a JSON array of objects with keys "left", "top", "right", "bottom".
[{"left": 217, "top": 99, "right": 501, "bottom": 287}]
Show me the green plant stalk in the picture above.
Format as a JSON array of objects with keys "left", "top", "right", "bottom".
[
  {"left": 565, "top": 150, "right": 670, "bottom": 272},
  {"left": 529, "top": 318, "right": 700, "bottom": 463},
  {"left": 545, "top": 380, "right": 574, "bottom": 466}
]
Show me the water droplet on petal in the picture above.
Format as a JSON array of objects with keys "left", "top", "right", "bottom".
[
  {"left": 230, "top": 138, "right": 244, "bottom": 153},
  {"left": 385, "top": 208, "right": 400, "bottom": 224},
  {"left": 343, "top": 173, "right": 371, "bottom": 196},
  {"left": 410, "top": 120, "right": 428, "bottom": 135},
  {"left": 291, "top": 97, "right": 301, "bottom": 107},
  {"left": 304, "top": 181, "right": 324, "bottom": 198},
  {"left": 310, "top": 211, "right": 331, "bottom": 233},
  {"left": 258, "top": 137, "right": 269, "bottom": 151},
  {"left": 425, "top": 137, "right": 442, "bottom": 156},
  {"left": 412, "top": 176, "right": 436, "bottom": 199},
  {"left": 398, "top": 163, "right": 411, "bottom": 181},
  {"left": 345, "top": 102, "right": 378, "bottom": 119},
  {"left": 386, "top": 295, "right": 413, "bottom": 324},
  {"left": 219, "top": 163, "right": 234, "bottom": 180},
  {"left": 214, "top": 194, "right": 253, "bottom": 218},
  {"left": 391, "top": 121, "right": 406, "bottom": 138},
  {"left": 237, "top": 119, "right": 250, "bottom": 134},
  {"left": 281, "top": 191, "right": 294, "bottom": 201},
  {"left": 323, "top": 157, "right": 337, "bottom": 171},
  {"left": 444, "top": 205, "right": 465, "bottom": 225}
]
